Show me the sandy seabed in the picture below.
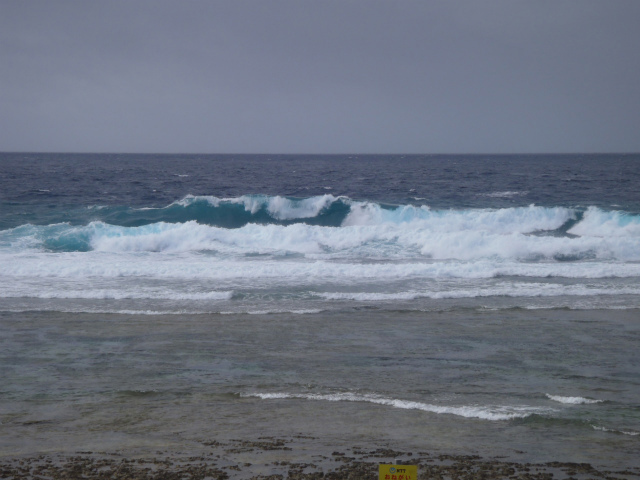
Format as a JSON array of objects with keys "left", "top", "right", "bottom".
[{"left": 2, "top": 436, "right": 639, "bottom": 480}]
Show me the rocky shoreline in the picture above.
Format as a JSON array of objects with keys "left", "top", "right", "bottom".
[{"left": 2, "top": 436, "right": 639, "bottom": 480}]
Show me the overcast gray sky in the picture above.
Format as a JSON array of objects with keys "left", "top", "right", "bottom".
[{"left": 1, "top": 1, "right": 639, "bottom": 154}]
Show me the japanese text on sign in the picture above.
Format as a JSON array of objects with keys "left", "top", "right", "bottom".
[{"left": 379, "top": 464, "right": 418, "bottom": 480}]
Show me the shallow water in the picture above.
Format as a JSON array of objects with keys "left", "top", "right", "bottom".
[{"left": 1, "top": 308, "right": 638, "bottom": 468}]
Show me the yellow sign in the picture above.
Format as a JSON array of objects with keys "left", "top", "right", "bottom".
[{"left": 379, "top": 464, "right": 418, "bottom": 480}]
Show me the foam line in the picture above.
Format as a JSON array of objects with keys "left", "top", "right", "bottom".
[
  {"left": 546, "top": 394, "right": 604, "bottom": 405},
  {"left": 591, "top": 425, "right": 639, "bottom": 436},
  {"left": 0, "top": 288, "right": 233, "bottom": 300},
  {"left": 244, "top": 392, "right": 553, "bottom": 421},
  {"left": 3, "top": 254, "right": 640, "bottom": 280},
  {"left": 319, "top": 285, "right": 640, "bottom": 301}
]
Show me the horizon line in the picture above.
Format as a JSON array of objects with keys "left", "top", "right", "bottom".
[{"left": 2, "top": 151, "right": 639, "bottom": 156}]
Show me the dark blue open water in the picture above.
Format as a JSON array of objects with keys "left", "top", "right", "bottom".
[{"left": 0, "top": 153, "right": 639, "bottom": 468}]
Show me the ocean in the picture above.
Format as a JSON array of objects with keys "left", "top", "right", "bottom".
[{"left": 0, "top": 153, "right": 639, "bottom": 471}]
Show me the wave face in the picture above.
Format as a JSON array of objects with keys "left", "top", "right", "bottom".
[
  {"left": 2, "top": 195, "right": 640, "bottom": 314},
  {"left": 70, "top": 194, "right": 352, "bottom": 230},
  {"left": 3, "top": 196, "right": 639, "bottom": 257}
]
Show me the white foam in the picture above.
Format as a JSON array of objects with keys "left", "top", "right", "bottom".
[
  {"left": 319, "top": 284, "right": 640, "bottom": 302},
  {"left": 21, "top": 218, "right": 635, "bottom": 264},
  {"left": 342, "top": 203, "right": 574, "bottom": 234},
  {"left": 546, "top": 394, "right": 603, "bottom": 405},
  {"left": 3, "top": 253, "right": 640, "bottom": 281},
  {"left": 244, "top": 392, "right": 551, "bottom": 421},
  {"left": 320, "top": 292, "right": 422, "bottom": 301},
  {"left": 243, "top": 309, "right": 323, "bottom": 315},
  {"left": 480, "top": 191, "right": 528, "bottom": 198},
  {"left": 569, "top": 207, "right": 640, "bottom": 238},
  {"left": 172, "top": 194, "right": 340, "bottom": 219},
  {"left": 0, "top": 287, "right": 233, "bottom": 301},
  {"left": 2, "top": 203, "right": 640, "bottom": 313},
  {"left": 266, "top": 195, "right": 338, "bottom": 220},
  {"left": 591, "top": 425, "right": 639, "bottom": 436},
  {"left": 0, "top": 308, "right": 217, "bottom": 315},
  {"left": 4, "top": 203, "right": 640, "bottom": 265},
  {"left": 0, "top": 307, "right": 325, "bottom": 316}
]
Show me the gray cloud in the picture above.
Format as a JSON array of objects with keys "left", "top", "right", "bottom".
[{"left": 1, "top": 0, "right": 639, "bottom": 153}]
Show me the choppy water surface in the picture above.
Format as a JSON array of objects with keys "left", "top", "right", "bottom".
[{"left": 0, "top": 153, "right": 638, "bottom": 467}]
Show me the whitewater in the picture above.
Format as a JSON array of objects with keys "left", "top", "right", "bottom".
[{"left": 2, "top": 194, "right": 640, "bottom": 314}]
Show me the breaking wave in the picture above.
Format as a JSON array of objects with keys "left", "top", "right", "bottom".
[
  {"left": 546, "top": 394, "right": 604, "bottom": 405},
  {"left": 244, "top": 391, "right": 554, "bottom": 421},
  {"left": 1, "top": 196, "right": 639, "bottom": 264},
  {"left": 591, "top": 425, "right": 639, "bottom": 436},
  {"left": 2, "top": 197, "right": 640, "bottom": 309}
]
